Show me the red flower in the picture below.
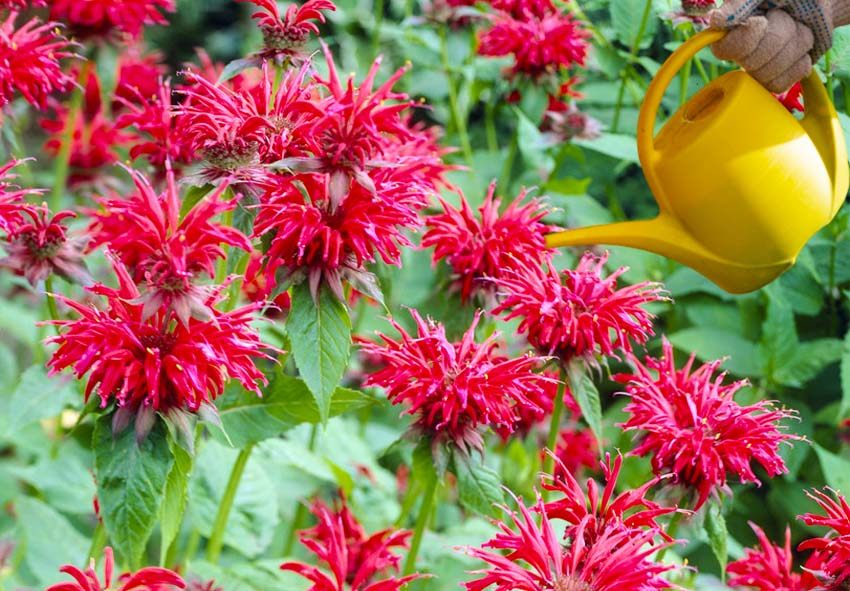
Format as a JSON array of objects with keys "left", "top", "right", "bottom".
[
  {"left": 112, "top": 45, "right": 168, "bottom": 111},
  {"left": 280, "top": 495, "right": 420, "bottom": 591},
  {"left": 41, "top": 68, "right": 133, "bottom": 189},
  {"left": 1, "top": 203, "right": 89, "bottom": 286},
  {"left": 775, "top": 82, "right": 804, "bottom": 113},
  {"left": 797, "top": 488, "right": 850, "bottom": 589},
  {"left": 253, "top": 169, "right": 425, "bottom": 300},
  {"left": 478, "top": 5, "right": 590, "bottom": 80},
  {"left": 422, "top": 182, "right": 554, "bottom": 303},
  {"left": 360, "top": 309, "right": 552, "bottom": 453},
  {"left": 87, "top": 168, "right": 250, "bottom": 324},
  {"left": 0, "top": 159, "right": 42, "bottom": 235},
  {"left": 551, "top": 424, "right": 598, "bottom": 479},
  {"left": 726, "top": 523, "right": 806, "bottom": 591},
  {"left": 45, "top": 259, "right": 273, "bottom": 414},
  {"left": 488, "top": 0, "right": 555, "bottom": 18},
  {"left": 463, "top": 493, "right": 677, "bottom": 591},
  {"left": 1, "top": 0, "right": 46, "bottom": 7},
  {"left": 0, "top": 11, "right": 76, "bottom": 112},
  {"left": 542, "top": 453, "right": 676, "bottom": 541},
  {"left": 49, "top": 0, "right": 175, "bottom": 40},
  {"left": 238, "top": 0, "right": 336, "bottom": 65},
  {"left": 618, "top": 338, "right": 797, "bottom": 510},
  {"left": 681, "top": 0, "right": 716, "bottom": 14},
  {"left": 493, "top": 252, "right": 667, "bottom": 363},
  {"left": 45, "top": 547, "right": 185, "bottom": 591}
]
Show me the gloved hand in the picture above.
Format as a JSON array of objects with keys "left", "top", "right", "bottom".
[{"left": 709, "top": 0, "right": 850, "bottom": 93}]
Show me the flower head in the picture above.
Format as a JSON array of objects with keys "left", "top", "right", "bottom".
[
  {"left": 49, "top": 0, "right": 175, "bottom": 40},
  {"left": 112, "top": 45, "right": 168, "bottom": 111},
  {"left": 46, "top": 259, "right": 273, "bottom": 415},
  {"left": 478, "top": 5, "right": 590, "bottom": 80},
  {"left": 45, "top": 546, "right": 185, "bottom": 591},
  {"left": 361, "top": 309, "right": 552, "bottom": 453},
  {"left": 797, "top": 488, "right": 850, "bottom": 589},
  {"left": 618, "top": 338, "right": 797, "bottom": 510},
  {"left": 87, "top": 168, "right": 249, "bottom": 324},
  {"left": 280, "top": 494, "right": 420, "bottom": 591},
  {"left": 422, "top": 183, "right": 554, "bottom": 303},
  {"left": 1, "top": 202, "right": 89, "bottom": 286},
  {"left": 0, "top": 11, "right": 76, "bottom": 112},
  {"left": 726, "top": 523, "right": 806, "bottom": 591},
  {"left": 238, "top": 0, "right": 336, "bottom": 65},
  {"left": 0, "top": 159, "right": 42, "bottom": 235},
  {"left": 464, "top": 492, "right": 677, "bottom": 591},
  {"left": 776, "top": 82, "right": 804, "bottom": 113},
  {"left": 493, "top": 252, "right": 667, "bottom": 363}
]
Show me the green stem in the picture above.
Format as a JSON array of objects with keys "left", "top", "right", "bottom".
[
  {"left": 485, "top": 100, "right": 498, "bottom": 153},
  {"left": 183, "top": 528, "right": 201, "bottom": 563},
  {"left": 612, "top": 0, "right": 653, "bottom": 133},
  {"left": 44, "top": 275, "right": 60, "bottom": 324},
  {"left": 498, "top": 131, "right": 518, "bottom": 191},
  {"left": 50, "top": 60, "right": 90, "bottom": 211},
  {"left": 206, "top": 444, "right": 255, "bottom": 563},
  {"left": 215, "top": 201, "right": 234, "bottom": 285},
  {"left": 826, "top": 50, "right": 835, "bottom": 102},
  {"left": 543, "top": 365, "right": 568, "bottom": 480},
  {"left": 280, "top": 425, "right": 320, "bottom": 556},
  {"left": 403, "top": 474, "right": 438, "bottom": 575},
  {"left": 372, "top": 0, "right": 384, "bottom": 57},
  {"left": 87, "top": 521, "right": 107, "bottom": 562},
  {"left": 843, "top": 81, "right": 850, "bottom": 115},
  {"left": 693, "top": 55, "right": 710, "bottom": 85},
  {"left": 679, "top": 58, "right": 693, "bottom": 107},
  {"left": 655, "top": 511, "right": 684, "bottom": 562},
  {"left": 439, "top": 25, "right": 475, "bottom": 172}
]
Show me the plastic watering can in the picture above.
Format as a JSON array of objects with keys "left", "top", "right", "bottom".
[{"left": 545, "top": 29, "right": 849, "bottom": 293}]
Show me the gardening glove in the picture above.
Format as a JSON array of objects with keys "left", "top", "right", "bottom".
[{"left": 708, "top": 0, "right": 850, "bottom": 93}]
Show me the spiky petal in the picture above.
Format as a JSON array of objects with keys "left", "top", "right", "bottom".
[
  {"left": 44, "top": 546, "right": 184, "bottom": 591},
  {"left": 48, "top": 0, "right": 175, "bottom": 40},
  {"left": 726, "top": 523, "right": 806, "bottom": 591}
]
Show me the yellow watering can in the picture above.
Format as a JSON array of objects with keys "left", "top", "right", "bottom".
[{"left": 545, "top": 29, "right": 849, "bottom": 293}]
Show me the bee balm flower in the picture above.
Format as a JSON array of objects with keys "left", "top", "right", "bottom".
[
  {"left": 45, "top": 546, "right": 184, "bottom": 591},
  {"left": 49, "top": 0, "right": 175, "bottom": 40}
]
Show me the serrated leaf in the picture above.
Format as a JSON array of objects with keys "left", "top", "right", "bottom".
[
  {"left": 775, "top": 338, "right": 842, "bottom": 387},
  {"left": 454, "top": 453, "right": 503, "bottom": 517},
  {"left": 0, "top": 366, "right": 77, "bottom": 438},
  {"left": 287, "top": 283, "right": 352, "bottom": 423},
  {"left": 94, "top": 414, "right": 174, "bottom": 569},
  {"left": 611, "top": 0, "right": 657, "bottom": 49},
  {"left": 669, "top": 328, "right": 763, "bottom": 377},
  {"left": 160, "top": 439, "right": 193, "bottom": 566},
  {"left": 814, "top": 444, "right": 850, "bottom": 493},
  {"left": 567, "top": 359, "right": 603, "bottom": 450},
  {"left": 705, "top": 504, "right": 728, "bottom": 577},
  {"left": 16, "top": 497, "right": 89, "bottom": 587}
]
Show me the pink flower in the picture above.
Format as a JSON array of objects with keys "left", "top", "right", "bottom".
[
  {"left": 280, "top": 494, "right": 420, "bottom": 591},
  {"left": 478, "top": 5, "right": 590, "bottom": 80},
  {"left": 360, "top": 309, "right": 553, "bottom": 453},
  {"left": 797, "top": 488, "right": 850, "bottom": 589},
  {"left": 551, "top": 424, "right": 598, "bottom": 479},
  {"left": 253, "top": 169, "right": 425, "bottom": 300},
  {"left": 464, "top": 492, "right": 677, "bottom": 591},
  {"left": 87, "top": 168, "right": 251, "bottom": 324},
  {"left": 0, "top": 159, "right": 42, "bottom": 235},
  {"left": 422, "top": 182, "right": 554, "bottom": 303},
  {"left": 726, "top": 522, "right": 806, "bottom": 591},
  {"left": 112, "top": 45, "right": 168, "bottom": 112},
  {"left": 238, "top": 0, "right": 336, "bottom": 65},
  {"left": 45, "top": 546, "right": 185, "bottom": 591},
  {"left": 0, "top": 203, "right": 90, "bottom": 286},
  {"left": 493, "top": 252, "right": 667, "bottom": 363},
  {"left": 775, "top": 82, "right": 804, "bottom": 113},
  {"left": 49, "top": 0, "right": 175, "bottom": 40},
  {"left": 1, "top": 0, "right": 46, "bottom": 7},
  {"left": 45, "top": 259, "right": 274, "bottom": 415},
  {"left": 0, "top": 11, "right": 76, "bottom": 112},
  {"left": 618, "top": 338, "right": 797, "bottom": 510},
  {"left": 41, "top": 68, "right": 133, "bottom": 189}
]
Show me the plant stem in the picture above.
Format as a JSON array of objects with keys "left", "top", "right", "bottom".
[
  {"left": 439, "top": 25, "right": 475, "bottom": 172},
  {"left": 693, "top": 55, "right": 710, "bottom": 84},
  {"left": 50, "top": 60, "right": 90, "bottom": 211},
  {"left": 215, "top": 198, "right": 234, "bottom": 285},
  {"left": 206, "top": 444, "right": 254, "bottom": 563},
  {"left": 826, "top": 50, "right": 835, "bottom": 101},
  {"left": 543, "top": 365, "right": 568, "bottom": 483},
  {"left": 679, "top": 58, "right": 693, "bottom": 107},
  {"left": 372, "top": 0, "right": 384, "bottom": 57},
  {"left": 498, "top": 131, "right": 518, "bottom": 191},
  {"left": 611, "top": 0, "right": 653, "bottom": 132},
  {"left": 280, "top": 424, "right": 320, "bottom": 556},
  {"left": 656, "top": 511, "right": 684, "bottom": 562},
  {"left": 485, "top": 100, "right": 499, "bottom": 153},
  {"left": 403, "top": 474, "right": 438, "bottom": 575},
  {"left": 87, "top": 521, "right": 107, "bottom": 562}
]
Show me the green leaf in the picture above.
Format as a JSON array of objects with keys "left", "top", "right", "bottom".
[
  {"left": 93, "top": 414, "right": 174, "bottom": 568},
  {"left": 841, "top": 330, "right": 850, "bottom": 418},
  {"left": 775, "top": 338, "right": 842, "bottom": 388},
  {"left": 7, "top": 444, "right": 94, "bottom": 514},
  {"left": 574, "top": 133, "right": 639, "bottom": 164},
  {"left": 218, "top": 57, "right": 260, "bottom": 83},
  {"left": 705, "top": 504, "right": 728, "bottom": 576},
  {"left": 760, "top": 290, "right": 798, "bottom": 381},
  {"left": 0, "top": 366, "right": 77, "bottom": 439},
  {"left": 669, "top": 328, "right": 763, "bottom": 378},
  {"left": 412, "top": 437, "right": 439, "bottom": 485},
  {"left": 179, "top": 184, "right": 214, "bottom": 218},
  {"left": 611, "top": 0, "right": 657, "bottom": 48},
  {"left": 16, "top": 497, "right": 89, "bottom": 587},
  {"left": 514, "top": 108, "right": 554, "bottom": 178},
  {"left": 567, "top": 360, "right": 603, "bottom": 450},
  {"left": 454, "top": 453, "right": 503, "bottom": 517},
  {"left": 159, "top": 439, "right": 193, "bottom": 566},
  {"left": 814, "top": 444, "right": 850, "bottom": 493},
  {"left": 287, "top": 283, "right": 352, "bottom": 423}
]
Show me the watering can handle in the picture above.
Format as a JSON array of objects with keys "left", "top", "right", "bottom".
[{"left": 637, "top": 29, "right": 835, "bottom": 158}]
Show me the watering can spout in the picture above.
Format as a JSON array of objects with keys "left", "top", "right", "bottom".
[
  {"left": 545, "top": 215, "right": 794, "bottom": 294},
  {"left": 545, "top": 29, "right": 848, "bottom": 294}
]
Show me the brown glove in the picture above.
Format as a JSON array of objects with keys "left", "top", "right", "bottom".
[{"left": 709, "top": 0, "right": 850, "bottom": 93}]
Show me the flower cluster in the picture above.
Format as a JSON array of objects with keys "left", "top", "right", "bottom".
[
  {"left": 237, "top": 0, "right": 336, "bottom": 66},
  {"left": 422, "top": 182, "right": 554, "bottom": 304},
  {"left": 48, "top": 0, "right": 175, "bottom": 40},
  {"left": 46, "top": 547, "right": 184, "bottom": 591},
  {"left": 493, "top": 252, "right": 667, "bottom": 364},
  {"left": 618, "top": 338, "right": 797, "bottom": 510},
  {"left": 281, "top": 495, "right": 420, "bottom": 591},
  {"left": 361, "top": 309, "right": 553, "bottom": 453}
]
